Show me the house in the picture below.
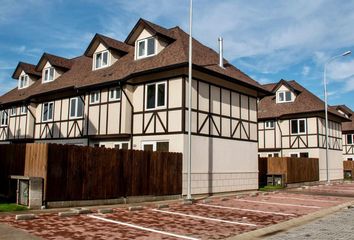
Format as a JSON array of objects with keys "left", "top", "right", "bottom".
[
  {"left": 0, "top": 18, "right": 268, "bottom": 194},
  {"left": 258, "top": 79, "right": 349, "bottom": 181},
  {"left": 333, "top": 105, "right": 354, "bottom": 161}
]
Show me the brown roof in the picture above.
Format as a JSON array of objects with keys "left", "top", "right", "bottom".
[
  {"left": 35, "top": 53, "right": 73, "bottom": 71},
  {"left": 258, "top": 79, "right": 348, "bottom": 121},
  {"left": 84, "top": 34, "right": 132, "bottom": 57},
  {"left": 0, "top": 19, "right": 266, "bottom": 105},
  {"left": 12, "top": 62, "right": 41, "bottom": 79},
  {"left": 333, "top": 105, "right": 354, "bottom": 132}
]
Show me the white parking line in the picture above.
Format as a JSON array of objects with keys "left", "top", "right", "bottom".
[
  {"left": 266, "top": 196, "right": 340, "bottom": 203},
  {"left": 151, "top": 209, "right": 257, "bottom": 227},
  {"left": 233, "top": 199, "right": 321, "bottom": 209},
  {"left": 316, "top": 188, "right": 354, "bottom": 192},
  {"left": 88, "top": 214, "right": 200, "bottom": 240},
  {"left": 196, "top": 203, "right": 295, "bottom": 216}
]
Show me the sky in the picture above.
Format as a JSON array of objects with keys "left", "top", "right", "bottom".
[{"left": 1, "top": 0, "right": 354, "bottom": 109}]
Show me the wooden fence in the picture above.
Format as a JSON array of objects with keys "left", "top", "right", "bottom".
[
  {"left": 343, "top": 161, "right": 354, "bottom": 179},
  {"left": 259, "top": 157, "right": 319, "bottom": 185},
  {"left": 0, "top": 143, "right": 182, "bottom": 202}
]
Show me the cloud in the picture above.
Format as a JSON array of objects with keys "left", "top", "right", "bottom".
[{"left": 302, "top": 66, "right": 310, "bottom": 76}]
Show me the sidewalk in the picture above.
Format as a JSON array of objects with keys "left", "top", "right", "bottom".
[{"left": 0, "top": 223, "right": 41, "bottom": 240}]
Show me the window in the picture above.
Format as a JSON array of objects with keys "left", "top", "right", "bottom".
[
  {"left": 42, "top": 102, "right": 54, "bottom": 122},
  {"left": 268, "top": 153, "right": 273, "bottom": 157},
  {"left": 90, "top": 91, "right": 100, "bottom": 104},
  {"left": 274, "top": 153, "right": 279, "bottom": 157},
  {"left": 114, "top": 143, "right": 129, "bottom": 150},
  {"left": 69, "top": 97, "right": 84, "bottom": 118},
  {"left": 142, "top": 141, "right": 169, "bottom": 152},
  {"left": 0, "top": 110, "right": 8, "bottom": 126},
  {"left": 347, "top": 134, "right": 354, "bottom": 145},
  {"left": 300, "top": 152, "right": 309, "bottom": 158},
  {"left": 146, "top": 82, "right": 166, "bottom": 109},
  {"left": 265, "top": 120, "right": 275, "bottom": 129},
  {"left": 348, "top": 158, "right": 353, "bottom": 161},
  {"left": 10, "top": 107, "right": 17, "bottom": 116},
  {"left": 291, "top": 119, "right": 306, "bottom": 134},
  {"left": 136, "top": 37, "right": 156, "bottom": 59},
  {"left": 20, "top": 106, "right": 27, "bottom": 114},
  {"left": 94, "top": 51, "right": 109, "bottom": 69},
  {"left": 109, "top": 87, "right": 121, "bottom": 101},
  {"left": 290, "top": 153, "right": 299, "bottom": 158},
  {"left": 277, "top": 91, "right": 292, "bottom": 103},
  {"left": 43, "top": 67, "right": 55, "bottom": 82},
  {"left": 19, "top": 75, "right": 29, "bottom": 89}
]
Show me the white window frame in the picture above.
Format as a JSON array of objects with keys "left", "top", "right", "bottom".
[
  {"left": 145, "top": 81, "right": 167, "bottom": 110},
  {"left": 19, "top": 74, "right": 29, "bottom": 89},
  {"left": 43, "top": 67, "right": 55, "bottom": 83},
  {"left": 89, "top": 91, "right": 100, "bottom": 104},
  {"left": 42, "top": 102, "right": 54, "bottom": 122},
  {"left": 109, "top": 87, "right": 121, "bottom": 101},
  {"left": 136, "top": 37, "right": 156, "bottom": 59},
  {"left": 347, "top": 134, "right": 354, "bottom": 145},
  {"left": 291, "top": 119, "right": 306, "bottom": 135},
  {"left": 20, "top": 105, "right": 27, "bottom": 114},
  {"left": 0, "top": 110, "right": 8, "bottom": 126},
  {"left": 277, "top": 90, "right": 292, "bottom": 103},
  {"left": 265, "top": 120, "right": 275, "bottom": 129},
  {"left": 141, "top": 140, "right": 169, "bottom": 152},
  {"left": 10, "top": 107, "right": 17, "bottom": 116},
  {"left": 94, "top": 50, "right": 109, "bottom": 70},
  {"left": 69, "top": 97, "right": 84, "bottom": 119}
]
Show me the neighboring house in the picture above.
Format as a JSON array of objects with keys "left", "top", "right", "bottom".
[
  {"left": 258, "top": 79, "right": 349, "bottom": 181},
  {"left": 333, "top": 105, "right": 354, "bottom": 161},
  {"left": 0, "top": 18, "right": 268, "bottom": 194}
]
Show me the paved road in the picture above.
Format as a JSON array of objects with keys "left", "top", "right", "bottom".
[{"left": 266, "top": 206, "right": 354, "bottom": 240}]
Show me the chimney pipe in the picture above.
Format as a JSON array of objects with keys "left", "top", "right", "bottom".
[{"left": 218, "top": 37, "right": 224, "bottom": 68}]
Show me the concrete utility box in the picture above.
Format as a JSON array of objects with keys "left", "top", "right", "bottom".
[{"left": 10, "top": 176, "right": 43, "bottom": 209}]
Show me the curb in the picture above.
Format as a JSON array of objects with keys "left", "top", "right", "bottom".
[{"left": 225, "top": 200, "right": 354, "bottom": 240}]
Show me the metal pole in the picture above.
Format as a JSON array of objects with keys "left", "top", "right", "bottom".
[
  {"left": 187, "top": 0, "right": 193, "bottom": 200},
  {"left": 323, "top": 63, "right": 330, "bottom": 183}
]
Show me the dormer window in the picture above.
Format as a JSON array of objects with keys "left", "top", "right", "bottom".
[
  {"left": 265, "top": 120, "right": 275, "bottom": 129},
  {"left": 136, "top": 37, "right": 156, "bottom": 59},
  {"left": 94, "top": 51, "right": 109, "bottom": 69},
  {"left": 0, "top": 110, "right": 8, "bottom": 126},
  {"left": 43, "top": 67, "right": 55, "bottom": 82},
  {"left": 277, "top": 91, "right": 292, "bottom": 103},
  {"left": 19, "top": 75, "right": 29, "bottom": 89}
]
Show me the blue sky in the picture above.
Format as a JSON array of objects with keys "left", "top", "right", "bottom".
[{"left": 1, "top": 0, "right": 354, "bottom": 109}]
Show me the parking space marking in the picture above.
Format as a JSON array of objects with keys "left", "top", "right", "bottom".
[
  {"left": 151, "top": 209, "right": 257, "bottom": 227},
  {"left": 88, "top": 214, "right": 200, "bottom": 240},
  {"left": 267, "top": 196, "right": 340, "bottom": 203},
  {"left": 233, "top": 199, "right": 321, "bottom": 209},
  {"left": 315, "top": 188, "right": 354, "bottom": 192},
  {"left": 196, "top": 203, "right": 295, "bottom": 216}
]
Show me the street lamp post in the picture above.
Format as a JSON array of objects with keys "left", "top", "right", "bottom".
[{"left": 323, "top": 50, "right": 351, "bottom": 183}]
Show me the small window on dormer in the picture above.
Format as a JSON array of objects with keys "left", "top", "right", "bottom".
[
  {"left": 277, "top": 91, "right": 292, "bottom": 103},
  {"left": 94, "top": 51, "right": 109, "bottom": 69},
  {"left": 43, "top": 67, "right": 55, "bottom": 82},
  {"left": 19, "top": 75, "right": 29, "bottom": 89},
  {"left": 137, "top": 37, "right": 156, "bottom": 59}
]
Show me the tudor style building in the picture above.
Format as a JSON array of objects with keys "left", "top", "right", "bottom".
[
  {"left": 258, "top": 79, "right": 349, "bottom": 181},
  {"left": 0, "top": 18, "right": 268, "bottom": 194},
  {"left": 333, "top": 105, "right": 354, "bottom": 161}
]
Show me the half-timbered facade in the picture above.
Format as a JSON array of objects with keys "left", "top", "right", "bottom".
[
  {"left": 0, "top": 19, "right": 268, "bottom": 194},
  {"left": 333, "top": 105, "right": 354, "bottom": 160},
  {"left": 258, "top": 80, "right": 349, "bottom": 181}
]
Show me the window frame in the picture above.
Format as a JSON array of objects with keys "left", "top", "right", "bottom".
[
  {"left": 109, "top": 87, "right": 121, "bottom": 101},
  {"left": 145, "top": 81, "right": 167, "bottom": 110},
  {"left": 69, "top": 97, "right": 84, "bottom": 119},
  {"left": 43, "top": 67, "right": 55, "bottom": 83},
  {"left": 289, "top": 152, "right": 299, "bottom": 158},
  {"left": 265, "top": 120, "right": 275, "bottom": 129},
  {"left": 347, "top": 134, "right": 354, "bottom": 145},
  {"left": 277, "top": 90, "right": 292, "bottom": 103},
  {"left": 141, "top": 140, "right": 169, "bottom": 152},
  {"left": 136, "top": 37, "right": 156, "bottom": 59},
  {"left": 19, "top": 74, "right": 29, "bottom": 89},
  {"left": 42, "top": 102, "right": 54, "bottom": 122},
  {"left": 89, "top": 91, "right": 100, "bottom": 104},
  {"left": 94, "top": 50, "right": 109, "bottom": 70},
  {"left": 0, "top": 110, "right": 8, "bottom": 126},
  {"left": 10, "top": 107, "right": 17, "bottom": 116},
  {"left": 20, "top": 105, "right": 27, "bottom": 115},
  {"left": 291, "top": 119, "right": 306, "bottom": 135}
]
